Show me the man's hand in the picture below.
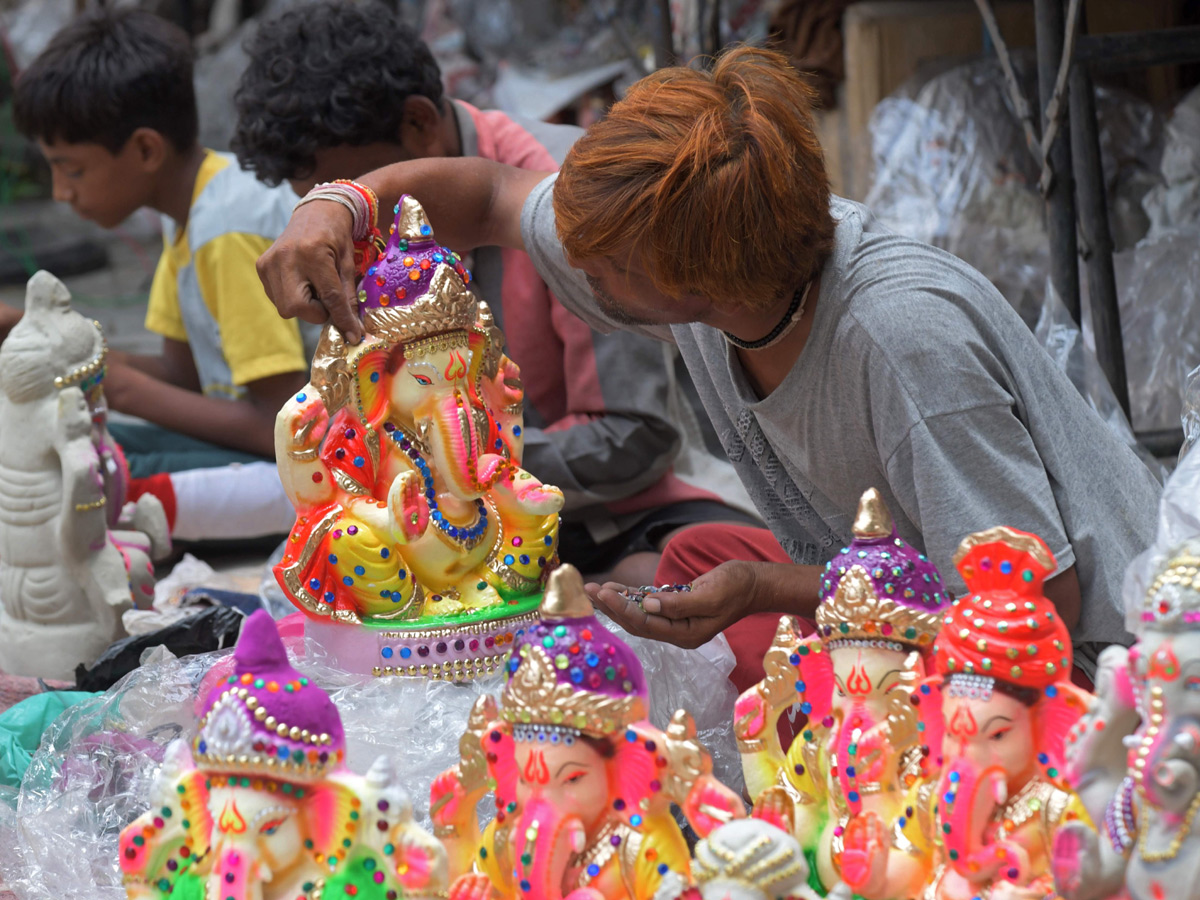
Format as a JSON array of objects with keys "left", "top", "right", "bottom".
[
  {"left": 586, "top": 560, "right": 761, "bottom": 649},
  {"left": 256, "top": 200, "right": 363, "bottom": 343}
]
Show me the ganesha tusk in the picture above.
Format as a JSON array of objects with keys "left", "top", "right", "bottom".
[{"left": 698, "top": 804, "right": 735, "bottom": 824}]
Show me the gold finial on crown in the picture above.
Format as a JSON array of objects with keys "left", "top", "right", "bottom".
[
  {"left": 395, "top": 195, "right": 434, "bottom": 242},
  {"left": 541, "top": 564, "right": 591, "bottom": 620},
  {"left": 853, "top": 488, "right": 893, "bottom": 539}
]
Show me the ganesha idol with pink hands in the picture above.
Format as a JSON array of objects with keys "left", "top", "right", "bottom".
[
  {"left": 428, "top": 564, "right": 745, "bottom": 900},
  {"left": 119, "top": 610, "right": 450, "bottom": 900},
  {"left": 842, "top": 526, "right": 1093, "bottom": 900},
  {"left": 273, "top": 196, "right": 563, "bottom": 679},
  {"left": 732, "top": 488, "right": 951, "bottom": 894}
]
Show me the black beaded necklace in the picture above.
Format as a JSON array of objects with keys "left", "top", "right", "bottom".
[{"left": 721, "top": 280, "right": 812, "bottom": 351}]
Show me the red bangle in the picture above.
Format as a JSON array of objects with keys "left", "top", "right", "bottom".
[{"left": 334, "top": 179, "right": 379, "bottom": 235}]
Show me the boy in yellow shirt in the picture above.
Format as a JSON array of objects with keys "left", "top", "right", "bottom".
[{"left": 12, "top": 8, "right": 310, "bottom": 538}]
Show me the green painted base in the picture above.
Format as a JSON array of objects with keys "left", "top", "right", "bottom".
[{"left": 362, "top": 590, "right": 544, "bottom": 632}]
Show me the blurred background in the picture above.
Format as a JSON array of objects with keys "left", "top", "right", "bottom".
[{"left": 1, "top": 0, "right": 1200, "bottom": 462}]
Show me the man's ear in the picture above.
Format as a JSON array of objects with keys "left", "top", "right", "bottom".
[
  {"left": 400, "top": 95, "right": 446, "bottom": 154},
  {"left": 129, "top": 127, "right": 168, "bottom": 172}
]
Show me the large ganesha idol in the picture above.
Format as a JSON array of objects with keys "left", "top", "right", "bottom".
[
  {"left": 1055, "top": 540, "right": 1200, "bottom": 900},
  {"left": 274, "top": 196, "right": 563, "bottom": 678},
  {"left": 119, "top": 610, "right": 450, "bottom": 900},
  {"left": 732, "top": 488, "right": 951, "bottom": 895},
  {"left": 0, "top": 270, "right": 168, "bottom": 680},
  {"left": 429, "top": 564, "right": 745, "bottom": 900},
  {"left": 843, "top": 526, "right": 1093, "bottom": 900}
]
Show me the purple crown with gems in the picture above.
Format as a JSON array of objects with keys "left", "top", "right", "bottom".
[
  {"left": 194, "top": 610, "right": 346, "bottom": 781},
  {"left": 357, "top": 195, "right": 473, "bottom": 319},
  {"left": 502, "top": 566, "right": 648, "bottom": 735},
  {"left": 815, "top": 489, "right": 950, "bottom": 647}
]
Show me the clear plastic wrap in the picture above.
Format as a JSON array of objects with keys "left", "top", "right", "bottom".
[
  {"left": 1180, "top": 364, "right": 1200, "bottom": 461},
  {"left": 0, "top": 610, "right": 740, "bottom": 897},
  {"left": 865, "top": 53, "right": 1160, "bottom": 297},
  {"left": 1035, "top": 277, "right": 1166, "bottom": 480},
  {"left": 865, "top": 53, "right": 1183, "bottom": 441},
  {"left": 1142, "top": 85, "right": 1200, "bottom": 241},
  {"left": 1112, "top": 227, "right": 1200, "bottom": 433},
  {"left": 1124, "top": 424, "right": 1200, "bottom": 635}
]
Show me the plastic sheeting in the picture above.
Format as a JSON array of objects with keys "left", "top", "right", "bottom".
[
  {"left": 866, "top": 53, "right": 1160, "bottom": 313},
  {"left": 1112, "top": 227, "right": 1200, "bottom": 433},
  {"left": 1142, "top": 85, "right": 1200, "bottom": 240},
  {"left": 1123, "top": 422, "right": 1200, "bottom": 635},
  {"left": 863, "top": 53, "right": 1197, "bottom": 443},
  {"left": 0, "top": 692, "right": 96, "bottom": 788},
  {"left": 0, "top": 612, "right": 741, "bottom": 898}
]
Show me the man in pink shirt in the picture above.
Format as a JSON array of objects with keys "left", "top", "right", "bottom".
[{"left": 232, "top": 0, "right": 759, "bottom": 584}]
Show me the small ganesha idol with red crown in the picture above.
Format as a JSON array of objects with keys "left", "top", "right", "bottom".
[
  {"left": 273, "top": 196, "right": 564, "bottom": 679},
  {"left": 428, "top": 564, "right": 746, "bottom": 900},
  {"left": 119, "top": 610, "right": 450, "bottom": 900}
]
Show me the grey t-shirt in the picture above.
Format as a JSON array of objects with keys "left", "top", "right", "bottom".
[{"left": 521, "top": 175, "right": 1162, "bottom": 657}]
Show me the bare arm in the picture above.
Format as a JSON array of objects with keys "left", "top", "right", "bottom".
[
  {"left": 1044, "top": 565, "right": 1082, "bottom": 632},
  {"left": 110, "top": 339, "right": 202, "bottom": 392},
  {"left": 256, "top": 157, "right": 549, "bottom": 342},
  {"left": 104, "top": 363, "right": 307, "bottom": 458}
]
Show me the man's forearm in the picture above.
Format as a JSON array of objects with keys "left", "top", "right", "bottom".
[
  {"left": 749, "top": 562, "right": 825, "bottom": 620},
  {"left": 357, "top": 158, "right": 546, "bottom": 253}
]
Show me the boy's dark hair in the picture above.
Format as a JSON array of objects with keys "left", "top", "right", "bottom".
[
  {"left": 13, "top": 8, "right": 198, "bottom": 153},
  {"left": 232, "top": 0, "right": 444, "bottom": 187}
]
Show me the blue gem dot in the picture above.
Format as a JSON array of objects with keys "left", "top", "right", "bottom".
[{"left": 382, "top": 647, "right": 393, "bottom": 659}]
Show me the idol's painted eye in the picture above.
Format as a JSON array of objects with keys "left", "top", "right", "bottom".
[
  {"left": 989, "top": 728, "right": 1011, "bottom": 743},
  {"left": 563, "top": 770, "right": 587, "bottom": 785},
  {"left": 411, "top": 373, "right": 433, "bottom": 386},
  {"left": 259, "top": 816, "right": 287, "bottom": 836}
]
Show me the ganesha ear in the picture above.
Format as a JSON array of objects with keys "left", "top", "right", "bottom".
[
  {"left": 354, "top": 343, "right": 397, "bottom": 426},
  {"left": 119, "top": 759, "right": 211, "bottom": 883},
  {"left": 482, "top": 722, "right": 519, "bottom": 809},
  {"left": 1035, "top": 684, "right": 1090, "bottom": 787},
  {"left": 611, "top": 722, "right": 670, "bottom": 823},
  {"left": 913, "top": 675, "right": 946, "bottom": 775},
  {"left": 305, "top": 778, "right": 361, "bottom": 864},
  {"left": 794, "top": 635, "right": 836, "bottom": 727}
]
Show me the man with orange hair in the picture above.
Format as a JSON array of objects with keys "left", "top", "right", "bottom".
[{"left": 257, "top": 46, "right": 1160, "bottom": 681}]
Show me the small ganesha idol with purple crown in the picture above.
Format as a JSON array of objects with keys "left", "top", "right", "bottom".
[
  {"left": 273, "top": 196, "right": 564, "bottom": 679},
  {"left": 119, "top": 610, "right": 450, "bottom": 900},
  {"left": 428, "top": 564, "right": 746, "bottom": 900},
  {"left": 732, "top": 488, "right": 952, "bottom": 895}
]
